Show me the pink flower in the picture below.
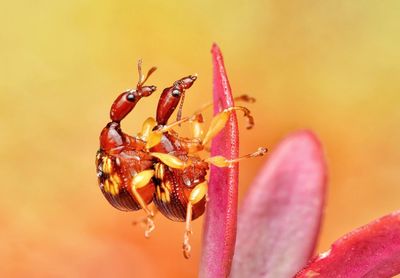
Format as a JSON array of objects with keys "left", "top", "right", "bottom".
[{"left": 200, "top": 44, "right": 400, "bottom": 278}]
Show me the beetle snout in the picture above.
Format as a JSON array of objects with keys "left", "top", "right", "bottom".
[
  {"left": 178, "top": 74, "right": 197, "bottom": 90},
  {"left": 139, "top": 85, "right": 157, "bottom": 97}
]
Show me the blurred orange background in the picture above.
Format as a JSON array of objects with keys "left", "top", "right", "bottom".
[{"left": 1, "top": 1, "right": 400, "bottom": 277}]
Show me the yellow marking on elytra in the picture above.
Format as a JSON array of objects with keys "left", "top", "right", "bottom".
[
  {"left": 162, "top": 191, "right": 170, "bottom": 203},
  {"left": 109, "top": 181, "right": 116, "bottom": 195},
  {"left": 103, "top": 180, "right": 110, "bottom": 193},
  {"left": 154, "top": 165, "right": 159, "bottom": 179},
  {"left": 154, "top": 163, "right": 165, "bottom": 180},
  {"left": 103, "top": 178, "right": 118, "bottom": 196},
  {"left": 156, "top": 186, "right": 162, "bottom": 199},
  {"left": 161, "top": 192, "right": 167, "bottom": 203},
  {"left": 110, "top": 174, "right": 121, "bottom": 184},
  {"left": 159, "top": 164, "right": 165, "bottom": 179},
  {"left": 102, "top": 160, "right": 107, "bottom": 173},
  {"left": 164, "top": 181, "right": 172, "bottom": 192},
  {"left": 106, "top": 157, "right": 112, "bottom": 170},
  {"left": 160, "top": 182, "right": 171, "bottom": 203},
  {"left": 109, "top": 174, "right": 121, "bottom": 195},
  {"left": 102, "top": 157, "right": 113, "bottom": 174}
]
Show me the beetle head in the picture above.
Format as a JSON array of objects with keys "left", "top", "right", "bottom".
[
  {"left": 109, "top": 61, "right": 157, "bottom": 122},
  {"left": 173, "top": 74, "right": 197, "bottom": 91}
]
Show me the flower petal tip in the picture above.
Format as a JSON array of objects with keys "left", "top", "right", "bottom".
[{"left": 199, "top": 44, "right": 239, "bottom": 278}]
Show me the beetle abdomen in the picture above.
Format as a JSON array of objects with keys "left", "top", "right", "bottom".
[
  {"left": 153, "top": 180, "right": 207, "bottom": 222},
  {"left": 96, "top": 150, "right": 154, "bottom": 211},
  {"left": 153, "top": 162, "right": 207, "bottom": 221},
  {"left": 101, "top": 186, "right": 141, "bottom": 211}
]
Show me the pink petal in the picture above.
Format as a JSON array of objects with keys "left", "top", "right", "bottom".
[
  {"left": 199, "top": 44, "right": 239, "bottom": 278},
  {"left": 296, "top": 211, "right": 400, "bottom": 278},
  {"left": 231, "top": 131, "right": 327, "bottom": 277}
]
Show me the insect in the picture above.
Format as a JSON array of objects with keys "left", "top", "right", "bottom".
[{"left": 96, "top": 61, "right": 266, "bottom": 258}]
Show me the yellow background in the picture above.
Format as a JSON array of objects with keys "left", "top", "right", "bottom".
[{"left": 1, "top": 1, "right": 400, "bottom": 277}]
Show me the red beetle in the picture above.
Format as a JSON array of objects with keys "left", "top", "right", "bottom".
[{"left": 96, "top": 61, "right": 266, "bottom": 258}]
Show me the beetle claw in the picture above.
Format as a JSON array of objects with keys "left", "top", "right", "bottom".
[
  {"left": 144, "top": 215, "right": 155, "bottom": 238},
  {"left": 132, "top": 212, "right": 156, "bottom": 238}
]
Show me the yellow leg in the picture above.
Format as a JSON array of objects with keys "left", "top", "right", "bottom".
[
  {"left": 158, "top": 105, "right": 254, "bottom": 150},
  {"left": 206, "top": 147, "right": 268, "bottom": 167},
  {"left": 131, "top": 170, "right": 156, "bottom": 238},
  {"left": 132, "top": 206, "right": 158, "bottom": 236},
  {"left": 161, "top": 95, "right": 255, "bottom": 132},
  {"left": 150, "top": 152, "right": 191, "bottom": 169},
  {"left": 183, "top": 201, "right": 193, "bottom": 259},
  {"left": 130, "top": 188, "right": 155, "bottom": 238},
  {"left": 144, "top": 114, "right": 203, "bottom": 149},
  {"left": 192, "top": 94, "right": 256, "bottom": 116},
  {"left": 202, "top": 106, "right": 254, "bottom": 146},
  {"left": 145, "top": 95, "right": 255, "bottom": 149},
  {"left": 190, "top": 114, "right": 204, "bottom": 140},
  {"left": 159, "top": 113, "right": 202, "bottom": 133},
  {"left": 182, "top": 181, "right": 208, "bottom": 259}
]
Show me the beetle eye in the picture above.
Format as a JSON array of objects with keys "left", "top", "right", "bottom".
[
  {"left": 172, "top": 89, "right": 181, "bottom": 97},
  {"left": 126, "top": 93, "right": 136, "bottom": 102}
]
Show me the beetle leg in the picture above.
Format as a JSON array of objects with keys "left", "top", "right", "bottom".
[
  {"left": 149, "top": 105, "right": 252, "bottom": 153},
  {"left": 206, "top": 147, "right": 268, "bottom": 167},
  {"left": 183, "top": 181, "right": 208, "bottom": 259},
  {"left": 150, "top": 152, "right": 191, "bottom": 169},
  {"left": 131, "top": 170, "right": 156, "bottom": 237},
  {"left": 183, "top": 201, "right": 193, "bottom": 259},
  {"left": 191, "top": 94, "right": 256, "bottom": 117},
  {"left": 144, "top": 113, "right": 204, "bottom": 150},
  {"left": 132, "top": 205, "right": 158, "bottom": 229},
  {"left": 144, "top": 116, "right": 205, "bottom": 152},
  {"left": 146, "top": 97, "right": 256, "bottom": 150},
  {"left": 156, "top": 75, "right": 197, "bottom": 125},
  {"left": 202, "top": 106, "right": 254, "bottom": 146},
  {"left": 161, "top": 105, "right": 254, "bottom": 147},
  {"left": 191, "top": 115, "right": 204, "bottom": 140},
  {"left": 138, "top": 117, "right": 157, "bottom": 141},
  {"left": 137, "top": 117, "right": 164, "bottom": 149},
  {"left": 157, "top": 94, "right": 255, "bottom": 135},
  {"left": 178, "top": 137, "right": 205, "bottom": 153}
]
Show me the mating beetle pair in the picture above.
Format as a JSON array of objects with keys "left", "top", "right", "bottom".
[{"left": 96, "top": 61, "right": 266, "bottom": 258}]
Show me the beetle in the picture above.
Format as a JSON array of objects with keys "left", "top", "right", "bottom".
[{"left": 96, "top": 61, "right": 266, "bottom": 258}]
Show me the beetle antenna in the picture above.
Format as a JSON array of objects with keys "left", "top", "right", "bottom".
[
  {"left": 137, "top": 59, "right": 144, "bottom": 86},
  {"left": 142, "top": 66, "right": 157, "bottom": 86},
  {"left": 137, "top": 59, "right": 157, "bottom": 89},
  {"left": 176, "top": 91, "right": 185, "bottom": 123},
  {"left": 176, "top": 73, "right": 196, "bottom": 123}
]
